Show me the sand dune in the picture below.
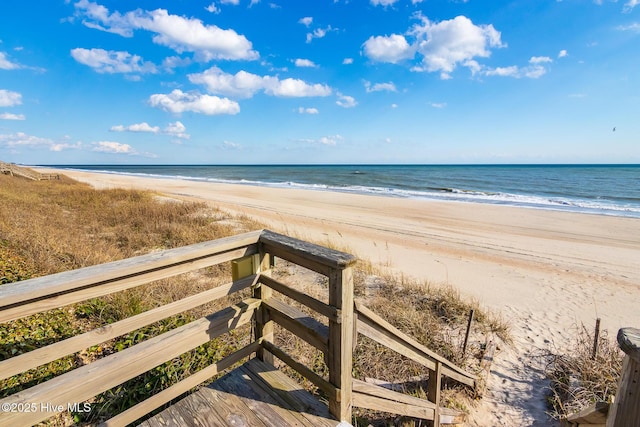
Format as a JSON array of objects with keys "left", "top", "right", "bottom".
[{"left": 40, "top": 168, "right": 640, "bottom": 426}]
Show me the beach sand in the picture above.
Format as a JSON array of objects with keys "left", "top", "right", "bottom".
[{"left": 40, "top": 168, "right": 640, "bottom": 426}]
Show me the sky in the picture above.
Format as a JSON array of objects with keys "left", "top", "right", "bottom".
[{"left": 0, "top": 0, "right": 639, "bottom": 165}]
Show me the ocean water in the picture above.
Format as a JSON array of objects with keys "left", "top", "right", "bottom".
[{"left": 47, "top": 164, "right": 640, "bottom": 218}]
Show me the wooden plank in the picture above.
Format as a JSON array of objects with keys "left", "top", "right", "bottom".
[
  {"left": 241, "top": 359, "right": 336, "bottom": 426},
  {"left": 352, "top": 391, "right": 435, "bottom": 421},
  {"left": 607, "top": 353, "right": 640, "bottom": 427},
  {"left": 0, "top": 275, "right": 257, "bottom": 382},
  {"left": 261, "top": 341, "right": 338, "bottom": 401},
  {"left": 258, "top": 274, "right": 340, "bottom": 323},
  {"left": 211, "top": 363, "right": 317, "bottom": 427},
  {"left": 263, "top": 298, "right": 329, "bottom": 354},
  {"left": 0, "top": 299, "right": 260, "bottom": 427},
  {"left": 102, "top": 341, "right": 260, "bottom": 427},
  {"left": 0, "top": 230, "right": 262, "bottom": 312},
  {"left": 259, "top": 230, "right": 356, "bottom": 271},
  {"left": 0, "top": 245, "right": 259, "bottom": 323},
  {"left": 254, "top": 250, "right": 274, "bottom": 365},
  {"left": 427, "top": 362, "right": 442, "bottom": 427},
  {"left": 617, "top": 327, "right": 640, "bottom": 363},
  {"left": 327, "top": 266, "right": 354, "bottom": 422},
  {"left": 355, "top": 301, "right": 476, "bottom": 388},
  {"left": 195, "top": 386, "right": 269, "bottom": 426},
  {"left": 567, "top": 401, "right": 609, "bottom": 423}
]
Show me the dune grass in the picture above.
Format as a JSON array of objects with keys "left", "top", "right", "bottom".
[{"left": 1, "top": 173, "right": 506, "bottom": 425}]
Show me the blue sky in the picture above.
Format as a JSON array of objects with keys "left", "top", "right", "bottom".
[{"left": 0, "top": 0, "right": 639, "bottom": 164}]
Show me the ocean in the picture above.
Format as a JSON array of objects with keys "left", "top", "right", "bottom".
[{"left": 46, "top": 164, "right": 640, "bottom": 218}]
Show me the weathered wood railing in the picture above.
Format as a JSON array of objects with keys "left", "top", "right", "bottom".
[
  {"left": 0, "top": 161, "right": 58, "bottom": 180},
  {"left": 0, "top": 229, "right": 476, "bottom": 426}
]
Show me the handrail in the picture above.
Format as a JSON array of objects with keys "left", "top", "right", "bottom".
[
  {"left": 355, "top": 301, "right": 476, "bottom": 388},
  {"left": 0, "top": 161, "right": 58, "bottom": 181},
  {"left": 1, "top": 229, "right": 473, "bottom": 426}
]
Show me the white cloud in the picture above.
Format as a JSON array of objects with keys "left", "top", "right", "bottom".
[
  {"left": 484, "top": 56, "right": 549, "bottom": 79},
  {"left": 0, "top": 132, "right": 80, "bottom": 151},
  {"left": 73, "top": 1, "right": 259, "bottom": 61},
  {"left": 149, "top": 89, "right": 240, "bottom": 115},
  {"left": 221, "top": 0, "right": 240, "bottom": 4},
  {"left": 343, "top": 58, "right": 353, "bottom": 64},
  {"left": 266, "top": 78, "right": 331, "bottom": 97},
  {"left": 92, "top": 141, "right": 137, "bottom": 154},
  {"left": 299, "top": 135, "right": 343, "bottom": 146},
  {"left": 299, "top": 17, "right": 313, "bottom": 27},
  {"left": 222, "top": 140, "right": 242, "bottom": 150},
  {"left": 336, "top": 93, "right": 357, "bottom": 108},
  {"left": 189, "top": 67, "right": 265, "bottom": 98},
  {"left": 617, "top": 22, "right": 640, "bottom": 32},
  {"left": 71, "top": 48, "right": 157, "bottom": 74},
  {"left": 164, "top": 121, "right": 190, "bottom": 139},
  {"left": 623, "top": 0, "right": 640, "bottom": 12},
  {"left": 363, "top": 34, "right": 414, "bottom": 63},
  {"left": 430, "top": 102, "right": 447, "bottom": 108},
  {"left": 306, "top": 26, "right": 336, "bottom": 43},
  {"left": 298, "top": 107, "right": 319, "bottom": 114},
  {"left": 529, "top": 56, "right": 552, "bottom": 64},
  {"left": 558, "top": 49, "right": 568, "bottom": 58},
  {"left": 0, "top": 52, "right": 20, "bottom": 70},
  {"left": 294, "top": 58, "right": 317, "bottom": 67},
  {"left": 364, "top": 81, "right": 397, "bottom": 92},
  {"left": 110, "top": 122, "right": 160, "bottom": 133},
  {"left": 189, "top": 66, "right": 332, "bottom": 98},
  {"left": 411, "top": 15, "right": 505, "bottom": 79},
  {"left": 110, "top": 121, "right": 190, "bottom": 138},
  {"left": 371, "top": 0, "right": 399, "bottom": 6},
  {"left": 162, "top": 55, "right": 192, "bottom": 72},
  {"left": 0, "top": 90, "right": 22, "bottom": 107},
  {"left": 0, "top": 113, "right": 25, "bottom": 120},
  {"left": 205, "top": 3, "right": 220, "bottom": 13}
]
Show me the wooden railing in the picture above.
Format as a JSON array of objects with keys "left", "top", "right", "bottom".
[
  {"left": 0, "top": 229, "right": 476, "bottom": 426},
  {"left": 0, "top": 161, "right": 59, "bottom": 180}
]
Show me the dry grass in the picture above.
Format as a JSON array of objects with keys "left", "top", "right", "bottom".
[
  {"left": 543, "top": 323, "right": 623, "bottom": 420},
  {"left": 1, "top": 173, "right": 506, "bottom": 425}
]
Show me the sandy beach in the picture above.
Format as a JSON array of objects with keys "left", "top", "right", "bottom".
[{"left": 40, "top": 168, "right": 640, "bottom": 426}]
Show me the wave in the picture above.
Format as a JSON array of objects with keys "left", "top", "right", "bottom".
[{"left": 53, "top": 167, "right": 640, "bottom": 218}]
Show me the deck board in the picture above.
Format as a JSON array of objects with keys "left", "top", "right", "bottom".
[{"left": 139, "top": 358, "right": 338, "bottom": 427}]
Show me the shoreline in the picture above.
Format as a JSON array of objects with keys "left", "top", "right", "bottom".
[
  {"left": 38, "top": 167, "right": 640, "bottom": 426},
  {"left": 36, "top": 165, "right": 640, "bottom": 220}
]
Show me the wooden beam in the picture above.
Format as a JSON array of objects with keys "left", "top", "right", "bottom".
[
  {"left": 263, "top": 298, "right": 329, "bottom": 354},
  {"left": 0, "top": 299, "right": 260, "bottom": 427},
  {"left": 355, "top": 301, "right": 476, "bottom": 388},
  {"left": 327, "top": 266, "right": 354, "bottom": 422},
  {"left": 0, "top": 230, "right": 262, "bottom": 314},
  {"left": 259, "top": 230, "right": 356, "bottom": 276},
  {"left": 258, "top": 274, "right": 340, "bottom": 323},
  {"left": 607, "top": 327, "right": 640, "bottom": 427},
  {"left": 254, "top": 248, "right": 274, "bottom": 364},
  {"left": 0, "top": 275, "right": 257, "bottom": 381},
  {"left": 0, "top": 243, "right": 260, "bottom": 323},
  {"left": 101, "top": 341, "right": 260, "bottom": 427},
  {"left": 261, "top": 341, "right": 338, "bottom": 401}
]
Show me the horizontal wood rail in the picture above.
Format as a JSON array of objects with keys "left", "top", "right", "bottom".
[
  {"left": 0, "top": 161, "right": 59, "bottom": 181},
  {"left": 1, "top": 229, "right": 475, "bottom": 426}
]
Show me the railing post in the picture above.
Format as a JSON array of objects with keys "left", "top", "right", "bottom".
[
  {"left": 607, "top": 327, "right": 640, "bottom": 427},
  {"left": 427, "top": 361, "right": 442, "bottom": 427},
  {"left": 253, "top": 248, "right": 274, "bottom": 365},
  {"left": 328, "top": 265, "right": 354, "bottom": 422}
]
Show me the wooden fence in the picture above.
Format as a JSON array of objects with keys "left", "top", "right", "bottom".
[
  {"left": 0, "top": 161, "right": 59, "bottom": 180},
  {"left": 0, "top": 229, "right": 476, "bottom": 426}
]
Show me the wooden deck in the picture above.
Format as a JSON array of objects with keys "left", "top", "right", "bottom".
[{"left": 140, "top": 358, "right": 338, "bottom": 427}]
